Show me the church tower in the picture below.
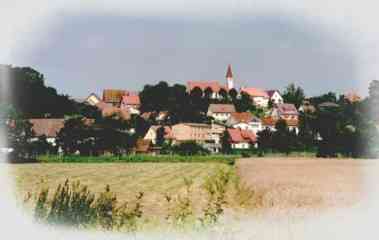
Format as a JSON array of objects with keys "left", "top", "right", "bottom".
[{"left": 226, "top": 64, "right": 234, "bottom": 90}]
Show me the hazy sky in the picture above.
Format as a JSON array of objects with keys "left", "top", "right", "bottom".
[{"left": 3, "top": 1, "right": 379, "bottom": 98}]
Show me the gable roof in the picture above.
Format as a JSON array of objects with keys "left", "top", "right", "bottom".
[
  {"left": 229, "top": 112, "right": 259, "bottom": 123},
  {"left": 266, "top": 90, "right": 280, "bottom": 98},
  {"left": 187, "top": 81, "right": 226, "bottom": 93},
  {"left": 29, "top": 119, "right": 65, "bottom": 137},
  {"left": 227, "top": 128, "right": 256, "bottom": 143},
  {"left": 241, "top": 87, "right": 269, "bottom": 98},
  {"left": 85, "top": 93, "right": 101, "bottom": 106},
  {"left": 208, "top": 104, "right": 236, "bottom": 113},
  {"left": 121, "top": 94, "right": 140, "bottom": 106},
  {"left": 261, "top": 116, "right": 299, "bottom": 127},
  {"left": 276, "top": 103, "right": 298, "bottom": 115}
]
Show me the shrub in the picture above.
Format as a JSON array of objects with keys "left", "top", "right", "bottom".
[
  {"left": 200, "top": 168, "right": 231, "bottom": 225},
  {"left": 32, "top": 180, "right": 144, "bottom": 231},
  {"left": 165, "top": 177, "right": 194, "bottom": 228},
  {"left": 171, "top": 141, "right": 210, "bottom": 156}
]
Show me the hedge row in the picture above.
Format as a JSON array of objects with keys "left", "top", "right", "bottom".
[{"left": 38, "top": 154, "right": 238, "bottom": 165}]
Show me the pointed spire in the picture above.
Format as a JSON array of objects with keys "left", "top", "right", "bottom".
[{"left": 226, "top": 64, "right": 233, "bottom": 78}]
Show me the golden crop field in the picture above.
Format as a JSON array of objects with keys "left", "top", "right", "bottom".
[
  {"left": 9, "top": 162, "right": 230, "bottom": 217},
  {"left": 9, "top": 158, "right": 374, "bottom": 218}
]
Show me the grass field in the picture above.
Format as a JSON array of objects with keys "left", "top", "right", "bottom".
[{"left": 10, "top": 162, "right": 231, "bottom": 217}]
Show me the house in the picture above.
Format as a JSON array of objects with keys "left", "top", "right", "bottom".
[
  {"left": 170, "top": 123, "right": 222, "bottom": 153},
  {"left": 85, "top": 93, "right": 102, "bottom": 106},
  {"left": 28, "top": 119, "right": 65, "bottom": 146},
  {"left": 240, "top": 87, "right": 270, "bottom": 108},
  {"left": 261, "top": 116, "right": 299, "bottom": 133},
  {"left": 227, "top": 128, "right": 257, "bottom": 150},
  {"left": 271, "top": 103, "right": 299, "bottom": 122},
  {"left": 226, "top": 112, "right": 263, "bottom": 134},
  {"left": 209, "top": 123, "right": 226, "bottom": 153},
  {"left": 265, "top": 103, "right": 300, "bottom": 133},
  {"left": 144, "top": 125, "right": 173, "bottom": 145},
  {"left": 266, "top": 90, "right": 283, "bottom": 105},
  {"left": 207, "top": 104, "right": 236, "bottom": 122},
  {"left": 102, "top": 89, "right": 128, "bottom": 106},
  {"left": 171, "top": 123, "right": 212, "bottom": 143},
  {"left": 120, "top": 93, "right": 141, "bottom": 115}
]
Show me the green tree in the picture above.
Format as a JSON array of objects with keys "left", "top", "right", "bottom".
[
  {"left": 234, "top": 92, "right": 252, "bottom": 112},
  {"left": 6, "top": 118, "right": 35, "bottom": 160},
  {"left": 272, "top": 119, "right": 292, "bottom": 155},
  {"left": 257, "top": 128, "right": 273, "bottom": 154},
  {"left": 94, "top": 115, "right": 135, "bottom": 156},
  {"left": 56, "top": 117, "right": 94, "bottom": 155},
  {"left": 218, "top": 89, "right": 228, "bottom": 103},
  {"left": 282, "top": 83, "right": 305, "bottom": 108},
  {"left": 171, "top": 141, "right": 209, "bottom": 156},
  {"left": 309, "top": 92, "right": 338, "bottom": 106},
  {"left": 221, "top": 130, "right": 232, "bottom": 154},
  {"left": 155, "top": 126, "right": 166, "bottom": 146},
  {"left": 228, "top": 88, "right": 238, "bottom": 102}
]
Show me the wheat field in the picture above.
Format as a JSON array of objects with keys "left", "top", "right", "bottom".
[{"left": 9, "top": 162, "right": 230, "bottom": 217}]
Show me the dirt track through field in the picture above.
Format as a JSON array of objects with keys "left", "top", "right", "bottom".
[{"left": 236, "top": 158, "right": 373, "bottom": 212}]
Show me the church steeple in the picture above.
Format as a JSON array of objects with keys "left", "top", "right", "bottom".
[{"left": 226, "top": 64, "right": 234, "bottom": 90}]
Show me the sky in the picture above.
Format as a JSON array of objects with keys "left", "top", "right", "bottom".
[{"left": 2, "top": 1, "right": 379, "bottom": 98}]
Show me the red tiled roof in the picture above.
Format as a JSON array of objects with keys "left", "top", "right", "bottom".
[
  {"left": 227, "top": 128, "right": 256, "bottom": 143},
  {"left": 230, "top": 112, "right": 255, "bottom": 123},
  {"left": 29, "top": 119, "right": 65, "bottom": 137},
  {"left": 277, "top": 103, "right": 298, "bottom": 115},
  {"left": 121, "top": 94, "right": 140, "bottom": 106},
  {"left": 208, "top": 104, "right": 236, "bottom": 113},
  {"left": 241, "top": 87, "right": 269, "bottom": 98},
  {"left": 187, "top": 81, "right": 226, "bottom": 92},
  {"left": 261, "top": 116, "right": 298, "bottom": 127}
]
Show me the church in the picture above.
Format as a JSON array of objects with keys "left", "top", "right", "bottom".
[{"left": 186, "top": 64, "right": 236, "bottom": 99}]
